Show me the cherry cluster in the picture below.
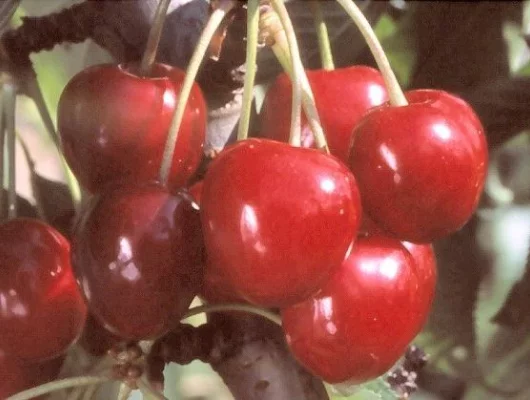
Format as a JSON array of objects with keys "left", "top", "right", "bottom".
[{"left": 0, "top": 1, "right": 488, "bottom": 398}]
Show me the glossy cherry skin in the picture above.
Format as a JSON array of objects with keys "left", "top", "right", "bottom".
[
  {"left": 79, "top": 313, "right": 124, "bottom": 356},
  {"left": 0, "top": 353, "right": 64, "bottom": 399},
  {"left": 201, "top": 138, "right": 362, "bottom": 308},
  {"left": 58, "top": 63, "right": 207, "bottom": 193},
  {"left": 0, "top": 218, "right": 87, "bottom": 363},
  {"left": 260, "top": 66, "right": 388, "bottom": 162},
  {"left": 72, "top": 183, "right": 204, "bottom": 340},
  {"left": 281, "top": 235, "right": 424, "bottom": 384},
  {"left": 348, "top": 89, "right": 488, "bottom": 243},
  {"left": 402, "top": 241, "right": 437, "bottom": 331}
]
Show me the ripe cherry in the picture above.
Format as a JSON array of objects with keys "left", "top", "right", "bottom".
[
  {"left": 349, "top": 89, "right": 488, "bottom": 243},
  {"left": 201, "top": 138, "right": 362, "bottom": 308},
  {"left": 0, "top": 353, "right": 64, "bottom": 399},
  {"left": 402, "top": 241, "right": 437, "bottom": 331},
  {"left": 79, "top": 313, "right": 124, "bottom": 356},
  {"left": 72, "top": 183, "right": 204, "bottom": 340},
  {"left": 0, "top": 218, "right": 87, "bottom": 363},
  {"left": 281, "top": 235, "right": 425, "bottom": 384},
  {"left": 58, "top": 63, "right": 207, "bottom": 193},
  {"left": 260, "top": 66, "right": 388, "bottom": 161}
]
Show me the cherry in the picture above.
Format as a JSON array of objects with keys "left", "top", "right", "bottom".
[
  {"left": 0, "top": 353, "right": 64, "bottom": 399},
  {"left": 0, "top": 218, "right": 87, "bottom": 363},
  {"left": 201, "top": 138, "right": 362, "bottom": 308},
  {"left": 348, "top": 89, "right": 488, "bottom": 243},
  {"left": 281, "top": 235, "right": 425, "bottom": 384},
  {"left": 402, "top": 241, "right": 437, "bottom": 331},
  {"left": 72, "top": 183, "right": 203, "bottom": 340},
  {"left": 260, "top": 66, "right": 388, "bottom": 161},
  {"left": 58, "top": 62, "right": 207, "bottom": 193},
  {"left": 79, "top": 313, "right": 124, "bottom": 356}
]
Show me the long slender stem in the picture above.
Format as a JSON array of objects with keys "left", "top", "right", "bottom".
[
  {"left": 158, "top": 0, "right": 236, "bottom": 185},
  {"left": 139, "top": 0, "right": 172, "bottom": 76},
  {"left": 6, "top": 376, "right": 112, "bottom": 400},
  {"left": 310, "top": 1, "right": 335, "bottom": 70},
  {"left": 262, "top": 9, "right": 329, "bottom": 152},
  {"left": 116, "top": 383, "right": 133, "bottom": 400},
  {"left": 335, "top": 0, "right": 407, "bottom": 106},
  {"left": 236, "top": 0, "right": 260, "bottom": 142},
  {"left": 270, "top": 0, "right": 302, "bottom": 147},
  {"left": 182, "top": 303, "right": 282, "bottom": 326},
  {"left": 3, "top": 83, "right": 17, "bottom": 220}
]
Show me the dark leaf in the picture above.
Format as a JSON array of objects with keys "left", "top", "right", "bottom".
[
  {"left": 407, "top": 1, "right": 522, "bottom": 92},
  {"left": 461, "top": 77, "right": 530, "bottom": 150},
  {"left": 31, "top": 174, "right": 76, "bottom": 239}
]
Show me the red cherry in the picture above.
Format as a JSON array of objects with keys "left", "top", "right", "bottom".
[
  {"left": 402, "top": 241, "right": 437, "bottom": 330},
  {"left": 260, "top": 66, "right": 388, "bottom": 161},
  {"left": 79, "top": 313, "right": 124, "bottom": 356},
  {"left": 72, "top": 183, "right": 204, "bottom": 340},
  {"left": 0, "top": 353, "right": 64, "bottom": 399},
  {"left": 58, "top": 63, "right": 207, "bottom": 192},
  {"left": 188, "top": 180, "right": 204, "bottom": 205},
  {"left": 201, "top": 138, "right": 362, "bottom": 308},
  {"left": 348, "top": 89, "right": 488, "bottom": 243},
  {"left": 281, "top": 235, "right": 424, "bottom": 384},
  {"left": 0, "top": 218, "right": 87, "bottom": 363}
]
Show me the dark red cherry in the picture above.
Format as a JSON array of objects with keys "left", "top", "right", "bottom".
[
  {"left": 348, "top": 89, "right": 488, "bottom": 243},
  {"left": 201, "top": 138, "right": 362, "bottom": 308},
  {"left": 0, "top": 218, "right": 87, "bottom": 363},
  {"left": 72, "top": 183, "right": 203, "bottom": 340},
  {"left": 79, "top": 313, "right": 124, "bottom": 356},
  {"left": 260, "top": 66, "right": 388, "bottom": 161},
  {"left": 281, "top": 235, "right": 424, "bottom": 384},
  {"left": 0, "top": 353, "right": 64, "bottom": 399},
  {"left": 402, "top": 241, "right": 437, "bottom": 331},
  {"left": 58, "top": 63, "right": 207, "bottom": 193}
]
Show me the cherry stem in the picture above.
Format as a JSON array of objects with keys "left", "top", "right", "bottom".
[
  {"left": 3, "top": 82, "right": 17, "bottom": 220},
  {"left": 139, "top": 0, "right": 172, "bottom": 76},
  {"left": 158, "top": 0, "right": 236, "bottom": 185},
  {"left": 310, "top": 1, "right": 335, "bottom": 71},
  {"left": 17, "top": 134, "right": 46, "bottom": 219},
  {"left": 236, "top": 0, "right": 260, "bottom": 142},
  {"left": 270, "top": 0, "right": 302, "bottom": 147},
  {"left": 6, "top": 376, "right": 112, "bottom": 400},
  {"left": 116, "top": 383, "right": 133, "bottom": 400},
  {"left": 262, "top": 10, "right": 329, "bottom": 152},
  {"left": 183, "top": 303, "right": 283, "bottom": 326},
  {"left": 335, "top": 0, "right": 407, "bottom": 107}
]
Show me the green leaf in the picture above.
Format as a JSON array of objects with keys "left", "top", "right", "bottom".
[{"left": 327, "top": 378, "right": 397, "bottom": 400}]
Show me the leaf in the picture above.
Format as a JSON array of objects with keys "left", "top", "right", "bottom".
[
  {"left": 327, "top": 378, "right": 397, "bottom": 400},
  {"left": 461, "top": 76, "right": 530, "bottom": 149},
  {"left": 407, "top": 1, "right": 522, "bottom": 92}
]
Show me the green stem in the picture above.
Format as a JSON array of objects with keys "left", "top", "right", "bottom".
[
  {"left": 3, "top": 83, "right": 17, "bottom": 220},
  {"left": 116, "top": 383, "right": 133, "bottom": 400},
  {"left": 236, "top": 0, "right": 260, "bottom": 142},
  {"left": 270, "top": 0, "right": 302, "bottom": 147},
  {"left": 158, "top": 0, "right": 236, "bottom": 185},
  {"left": 139, "top": 0, "right": 172, "bottom": 76},
  {"left": 6, "top": 376, "right": 111, "bottom": 400},
  {"left": 182, "top": 303, "right": 283, "bottom": 326},
  {"left": 310, "top": 1, "right": 335, "bottom": 70},
  {"left": 270, "top": 43, "right": 329, "bottom": 152},
  {"left": 335, "top": 0, "right": 407, "bottom": 107}
]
